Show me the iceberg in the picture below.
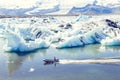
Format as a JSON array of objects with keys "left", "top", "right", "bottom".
[
  {"left": 3, "top": 30, "right": 49, "bottom": 52},
  {"left": 56, "top": 20, "right": 107, "bottom": 48},
  {"left": 101, "top": 26, "right": 120, "bottom": 46},
  {"left": 57, "top": 35, "right": 84, "bottom": 48},
  {"left": 101, "top": 37, "right": 120, "bottom": 46},
  {"left": 0, "top": 15, "right": 120, "bottom": 50}
]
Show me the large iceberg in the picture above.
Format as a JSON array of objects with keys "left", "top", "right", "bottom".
[
  {"left": 3, "top": 30, "right": 49, "bottom": 52},
  {"left": 0, "top": 15, "right": 120, "bottom": 51}
]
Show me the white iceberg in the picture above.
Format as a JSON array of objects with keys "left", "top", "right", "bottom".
[
  {"left": 3, "top": 30, "right": 49, "bottom": 52},
  {"left": 101, "top": 27, "right": 120, "bottom": 46},
  {"left": 0, "top": 15, "right": 120, "bottom": 50},
  {"left": 57, "top": 35, "right": 84, "bottom": 48},
  {"left": 101, "top": 37, "right": 120, "bottom": 46},
  {"left": 56, "top": 22, "right": 106, "bottom": 48}
]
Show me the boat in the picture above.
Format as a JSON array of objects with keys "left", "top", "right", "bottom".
[{"left": 43, "top": 57, "right": 59, "bottom": 64}]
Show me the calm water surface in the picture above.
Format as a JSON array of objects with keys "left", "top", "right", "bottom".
[{"left": 0, "top": 38, "right": 120, "bottom": 80}]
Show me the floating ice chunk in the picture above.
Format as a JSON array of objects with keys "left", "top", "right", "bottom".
[
  {"left": 74, "top": 14, "right": 92, "bottom": 23},
  {"left": 101, "top": 37, "right": 120, "bottom": 46},
  {"left": 57, "top": 36, "right": 84, "bottom": 48},
  {"left": 101, "top": 27, "right": 120, "bottom": 46},
  {"left": 29, "top": 68, "right": 35, "bottom": 72},
  {"left": 56, "top": 26, "right": 107, "bottom": 48},
  {"left": 3, "top": 30, "right": 49, "bottom": 52}
]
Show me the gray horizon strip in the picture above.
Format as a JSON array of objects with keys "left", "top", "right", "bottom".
[{"left": 0, "top": 14, "right": 120, "bottom": 18}]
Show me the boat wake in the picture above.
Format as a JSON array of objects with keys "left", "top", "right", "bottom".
[{"left": 59, "top": 58, "right": 120, "bottom": 65}]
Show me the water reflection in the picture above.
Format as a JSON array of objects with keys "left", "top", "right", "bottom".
[
  {"left": 7, "top": 53, "right": 26, "bottom": 74},
  {"left": 6, "top": 50, "right": 45, "bottom": 74},
  {"left": 57, "top": 44, "right": 103, "bottom": 56},
  {"left": 58, "top": 44, "right": 120, "bottom": 54},
  {"left": 6, "top": 52, "right": 35, "bottom": 75},
  {"left": 3, "top": 44, "right": 120, "bottom": 75},
  {"left": 99, "top": 46, "right": 120, "bottom": 52},
  {"left": 44, "top": 62, "right": 57, "bottom": 67}
]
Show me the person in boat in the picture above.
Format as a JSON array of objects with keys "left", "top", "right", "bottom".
[{"left": 54, "top": 57, "right": 56, "bottom": 62}]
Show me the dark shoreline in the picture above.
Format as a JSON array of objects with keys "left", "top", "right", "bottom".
[{"left": 0, "top": 14, "right": 120, "bottom": 18}]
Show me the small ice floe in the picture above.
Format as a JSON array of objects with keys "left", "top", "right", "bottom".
[
  {"left": 29, "top": 68, "right": 35, "bottom": 72},
  {"left": 6, "top": 61, "right": 14, "bottom": 63},
  {"left": 101, "top": 37, "right": 120, "bottom": 46}
]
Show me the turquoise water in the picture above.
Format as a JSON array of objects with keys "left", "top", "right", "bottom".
[{"left": 0, "top": 38, "right": 120, "bottom": 80}]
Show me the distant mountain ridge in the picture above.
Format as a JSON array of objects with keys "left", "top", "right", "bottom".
[{"left": 0, "top": 0, "right": 120, "bottom": 16}]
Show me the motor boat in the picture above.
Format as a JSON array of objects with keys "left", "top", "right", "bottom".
[{"left": 43, "top": 57, "right": 59, "bottom": 64}]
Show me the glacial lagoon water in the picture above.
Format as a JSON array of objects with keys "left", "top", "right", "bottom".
[{"left": 0, "top": 38, "right": 120, "bottom": 80}]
